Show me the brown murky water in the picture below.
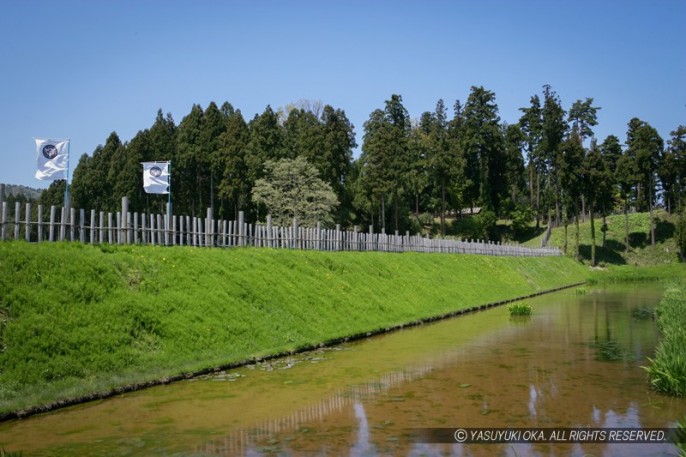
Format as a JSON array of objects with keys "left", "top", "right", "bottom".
[{"left": 1, "top": 284, "right": 684, "bottom": 456}]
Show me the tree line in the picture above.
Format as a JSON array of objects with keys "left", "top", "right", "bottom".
[{"left": 30, "top": 86, "right": 686, "bottom": 262}]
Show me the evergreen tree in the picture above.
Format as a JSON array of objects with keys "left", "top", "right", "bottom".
[
  {"left": 245, "top": 106, "right": 285, "bottom": 221},
  {"left": 360, "top": 95, "right": 411, "bottom": 232},
  {"left": 202, "top": 102, "right": 229, "bottom": 216},
  {"left": 583, "top": 140, "right": 612, "bottom": 266},
  {"left": 519, "top": 95, "right": 543, "bottom": 227},
  {"left": 557, "top": 133, "right": 585, "bottom": 256},
  {"left": 461, "top": 86, "right": 506, "bottom": 214},
  {"left": 217, "top": 109, "right": 250, "bottom": 220},
  {"left": 540, "top": 85, "right": 567, "bottom": 226},
  {"left": 598, "top": 135, "right": 620, "bottom": 247},
  {"left": 175, "top": 104, "right": 205, "bottom": 216},
  {"left": 320, "top": 105, "right": 356, "bottom": 225},
  {"left": 627, "top": 119, "right": 663, "bottom": 246},
  {"left": 568, "top": 98, "right": 600, "bottom": 145},
  {"left": 660, "top": 125, "right": 686, "bottom": 213},
  {"left": 599, "top": 134, "right": 622, "bottom": 175},
  {"left": 615, "top": 152, "right": 638, "bottom": 253},
  {"left": 424, "top": 99, "right": 459, "bottom": 235},
  {"left": 503, "top": 123, "right": 526, "bottom": 210}
]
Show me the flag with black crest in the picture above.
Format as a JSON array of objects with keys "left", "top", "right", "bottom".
[{"left": 142, "top": 162, "right": 170, "bottom": 194}]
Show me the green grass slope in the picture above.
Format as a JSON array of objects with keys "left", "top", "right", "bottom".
[
  {"left": 0, "top": 242, "right": 587, "bottom": 414},
  {"left": 523, "top": 210, "right": 680, "bottom": 266}
]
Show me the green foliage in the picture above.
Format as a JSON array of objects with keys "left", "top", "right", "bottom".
[
  {"left": 676, "top": 416, "right": 686, "bottom": 457},
  {"left": 252, "top": 157, "right": 339, "bottom": 227},
  {"left": 461, "top": 86, "right": 507, "bottom": 213},
  {"left": 0, "top": 242, "right": 588, "bottom": 414},
  {"left": 475, "top": 210, "right": 497, "bottom": 240},
  {"left": 507, "top": 302, "right": 532, "bottom": 316},
  {"left": 511, "top": 206, "right": 534, "bottom": 236},
  {"left": 644, "top": 281, "right": 686, "bottom": 397}
]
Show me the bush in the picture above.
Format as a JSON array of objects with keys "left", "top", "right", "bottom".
[
  {"left": 507, "top": 302, "right": 532, "bottom": 316},
  {"left": 476, "top": 210, "right": 497, "bottom": 240},
  {"left": 511, "top": 206, "right": 534, "bottom": 236}
]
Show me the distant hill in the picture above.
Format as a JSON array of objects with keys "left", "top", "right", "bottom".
[{"left": 0, "top": 183, "right": 43, "bottom": 201}]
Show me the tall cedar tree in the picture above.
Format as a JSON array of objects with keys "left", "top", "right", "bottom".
[
  {"left": 568, "top": 98, "right": 600, "bottom": 220},
  {"left": 660, "top": 126, "right": 686, "bottom": 213},
  {"left": 217, "top": 107, "right": 250, "bottom": 220},
  {"left": 519, "top": 95, "right": 544, "bottom": 227},
  {"left": 599, "top": 135, "right": 621, "bottom": 247},
  {"left": 558, "top": 133, "right": 585, "bottom": 256},
  {"left": 627, "top": 119, "right": 663, "bottom": 246},
  {"left": 583, "top": 140, "right": 612, "bottom": 266},
  {"left": 360, "top": 95, "right": 411, "bottom": 232},
  {"left": 540, "top": 85, "right": 567, "bottom": 226},
  {"left": 461, "top": 86, "right": 506, "bottom": 214}
]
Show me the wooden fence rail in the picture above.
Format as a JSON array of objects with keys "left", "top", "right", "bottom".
[{"left": 0, "top": 198, "right": 561, "bottom": 257}]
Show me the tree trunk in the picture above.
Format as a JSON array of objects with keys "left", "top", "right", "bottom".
[
  {"left": 590, "top": 204, "right": 596, "bottom": 267},
  {"left": 440, "top": 179, "right": 446, "bottom": 236},
  {"left": 575, "top": 212, "right": 580, "bottom": 260},
  {"left": 624, "top": 200, "right": 629, "bottom": 253},
  {"left": 602, "top": 213, "right": 607, "bottom": 249},
  {"left": 649, "top": 185, "right": 655, "bottom": 247},
  {"left": 529, "top": 160, "right": 535, "bottom": 209},
  {"left": 381, "top": 195, "right": 386, "bottom": 233},
  {"left": 563, "top": 217, "right": 568, "bottom": 255},
  {"left": 536, "top": 171, "right": 541, "bottom": 229},
  {"left": 554, "top": 177, "right": 561, "bottom": 227}
]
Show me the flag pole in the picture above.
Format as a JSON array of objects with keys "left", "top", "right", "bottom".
[
  {"left": 64, "top": 139, "right": 71, "bottom": 209},
  {"left": 167, "top": 161, "right": 172, "bottom": 242}
]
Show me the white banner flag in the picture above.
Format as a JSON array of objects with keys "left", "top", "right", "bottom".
[
  {"left": 142, "top": 162, "right": 170, "bottom": 194},
  {"left": 35, "top": 138, "right": 69, "bottom": 181}
]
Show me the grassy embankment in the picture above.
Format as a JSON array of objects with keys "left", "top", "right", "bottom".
[
  {"left": 0, "top": 241, "right": 588, "bottom": 416},
  {"left": 523, "top": 210, "right": 679, "bottom": 266}
]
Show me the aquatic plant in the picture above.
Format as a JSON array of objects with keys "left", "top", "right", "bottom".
[
  {"left": 590, "top": 339, "right": 631, "bottom": 362},
  {"left": 644, "top": 282, "right": 686, "bottom": 397},
  {"left": 507, "top": 302, "right": 532, "bottom": 316},
  {"left": 675, "top": 416, "right": 686, "bottom": 457},
  {"left": 0, "top": 449, "right": 22, "bottom": 457},
  {"left": 631, "top": 307, "right": 655, "bottom": 320}
]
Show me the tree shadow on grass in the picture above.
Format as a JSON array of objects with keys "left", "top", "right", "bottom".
[
  {"left": 578, "top": 243, "right": 627, "bottom": 265},
  {"left": 627, "top": 219, "right": 675, "bottom": 249}
]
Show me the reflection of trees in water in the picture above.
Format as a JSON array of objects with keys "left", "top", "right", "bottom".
[{"left": 193, "top": 363, "right": 438, "bottom": 456}]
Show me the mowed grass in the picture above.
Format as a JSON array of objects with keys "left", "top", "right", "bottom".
[
  {"left": 522, "top": 210, "right": 680, "bottom": 266},
  {"left": 0, "top": 241, "right": 588, "bottom": 414}
]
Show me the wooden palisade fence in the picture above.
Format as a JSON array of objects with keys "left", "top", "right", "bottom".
[{"left": 0, "top": 197, "right": 560, "bottom": 257}]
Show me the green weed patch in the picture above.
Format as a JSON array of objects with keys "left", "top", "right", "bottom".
[{"left": 644, "top": 281, "right": 686, "bottom": 397}]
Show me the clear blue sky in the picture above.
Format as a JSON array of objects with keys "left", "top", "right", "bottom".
[{"left": 1, "top": 0, "right": 684, "bottom": 189}]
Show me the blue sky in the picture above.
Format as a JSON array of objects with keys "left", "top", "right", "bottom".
[{"left": 1, "top": 0, "right": 684, "bottom": 189}]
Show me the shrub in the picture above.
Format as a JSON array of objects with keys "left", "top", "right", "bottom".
[
  {"left": 507, "top": 302, "right": 532, "bottom": 316},
  {"left": 511, "top": 206, "right": 534, "bottom": 236}
]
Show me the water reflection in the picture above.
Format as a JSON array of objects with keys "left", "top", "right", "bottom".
[{"left": 1, "top": 285, "right": 684, "bottom": 456}]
